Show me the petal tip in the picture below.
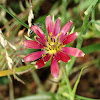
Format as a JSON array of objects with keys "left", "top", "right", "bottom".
[
  {"left": 22, "top": 59, "right": 24, "bottom": 62},
  {"left": 69, "top": 20, "right": 73, "bottom": 23},
  {"left": 75, "top": 32, "right": 78, "bottom": 36},
  {"left": 80, "top": 51, "right": 85, "bottom": 57},
  {"left": 47, "top": 15, "right": 50, "bottom": 17},
  {"left": 78, "top": 51, "right": 85, "bottom": 57},
  {"left": 54, "top": 77, "right": 58, "bottom": 79},
  {"left": 58, "top": 17, "right": 61, "bottom": 20},
  {"left": 53, "top": 74, "right": 59, "bottom": 78},
  {"left": 82, "top": 53, "right": 85, "bottom": 57},
  {"left": 46, "top": 15, "right": 51, "bottom": 18}
]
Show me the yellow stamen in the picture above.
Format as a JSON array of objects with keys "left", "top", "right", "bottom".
[
  {"left": 50, "top": 42, "right": 55, "bottom": 45},
  {"left": 45, "top": 33, "right": 65, "bottom": 55},
  {"left": 50, "top": 32, "right": 53, "bottom": 36},
  {"left": 48, "top": 49, "right": 56, "bottom": 55},
  {"left": 58, "top": 32, "right": 61, "bottom": 37}
]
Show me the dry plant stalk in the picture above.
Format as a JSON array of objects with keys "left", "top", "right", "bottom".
[
  {"left": 0, "top": 29, "right": 16, "bottom": 69},
  {"left": 28, "top": 7, "right": 34, "bottom": 36}
]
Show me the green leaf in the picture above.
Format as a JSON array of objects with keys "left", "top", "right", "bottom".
[
  {"left": 75, "top": 95, "right": 100, "bottom": 100},
  {"left": 0, "top": 4, "right": 29, "bottom": 29},
  {"left": 84, "top": 0, "right": 98, "bottom": 16},
  {"left": 15, "top": 95, "right": 51, "bottom": 100},
  {"left": 95, "top": 20, "right": 100, "bottom": 31},
  {"left": 19, "top": 0, "right": 25, "bottom": 11},
  {"left": 0, "top": 60, "right": 50, "bottom": 78},
  {"left": 81, "top": 43, "right": 100, "bottom": 54},
  {"left": 0, "top": 64, "right": 35, "bottom": 77},
  {"left": 13, "top": 74, "right": 25, "bottom": 84},
  {"left": 70, "top": 66, "right": 87, "bottom": 100}
]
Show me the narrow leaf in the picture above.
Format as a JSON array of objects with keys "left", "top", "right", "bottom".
[
  {"left": 70, "top": 66, "right": 87, "bottom": 100},
  {"left": 0, "top": 64, "right": 34, "bottom": 77},
  {"left": 15, "top": 95, "right": 51, "bottom": 100},
  {"left": 0, "top": 4, "right": 29, "bottom": 29},
  {"left": 75, "top": 95, "right": 100, "bottom": 100},
  {"left": 19, "top": 1, "right": 25, "bottom": 11},
  {"left": 84, "top": 0, "right": 98, "bottom": 15},
  {"left": 81, "top": 43, "right": 100, "bottom": 54}
]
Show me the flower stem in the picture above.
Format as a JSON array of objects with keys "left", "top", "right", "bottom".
[
  {"left": 67, "top": 0, "right": 98, "bottom": 75},
  {"left": 8, "top": 76, "right": 14, "bottom": 100},
  {"left": 31, "top": 70, "right": 45, "bottom": 91},
  {"left": 61, "top": 0, "right": 70, "bottom": 23},
  {"left": 61, "top": 62, "right": 72, "bottom": 93}
]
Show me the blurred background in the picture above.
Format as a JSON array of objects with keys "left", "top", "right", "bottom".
[{"left": 0, "top": 0, "right": 100, "bottom": 100}]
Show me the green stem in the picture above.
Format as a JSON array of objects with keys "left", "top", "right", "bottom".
[
  {"left": 8, "top": 76, "right": 14, "bottom": 100},
  {"left": 70, "top": 66, "right": 87, "bottom": 100},
  {"left": 75, "top": 95, "right": 100, "bottom": 100},
  {"left": 0, "top": 4, "right": 29, "bottom": 29},
  {"left": 62, "top": 0, "right": 67, "bottom": 20},
  {"left": 62, "top": 92, "right": 100, "bottom": 100},
  {"left": 31, "top": 70, "right": 45, "bottom": 91},
  {"left": 61, "top": 62, "right": 72, "bottom": 93},
  {"left": 92, "top": 9, "right": 95, "bottom": 20},
  {"left": 67, "top": 0, "right": 98, "bottom": 75},
  {"left": 15, "top": 94, "right": 51, "bottom": 100},
  {"left": 61, "top": 0, "right": 70, "bottom": 24}
]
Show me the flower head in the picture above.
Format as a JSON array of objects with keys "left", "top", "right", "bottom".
[{"left": 23, "top": 16, "right": 85, "bottom": 78}]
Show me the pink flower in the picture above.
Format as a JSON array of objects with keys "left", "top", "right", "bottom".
[{"left": 23, "top": 16, "right": 85, "bottom": 78}]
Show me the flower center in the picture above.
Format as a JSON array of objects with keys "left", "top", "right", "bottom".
[{"left": 45, "top": 36, "right": 62, "bottom": 55}]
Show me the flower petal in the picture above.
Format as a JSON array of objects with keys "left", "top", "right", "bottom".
[
  {"left": 35, "top": 37, "right": 47, "bottom": 46},
  {"left": 43, "top": 54, "right": 51, "bottom": 62},
  {"left": 45, "top": 16, "right": 54, "bottom": 36},
  {"left": 51, "top": 56, "right": 59, "bottom": 78},
  {"left": 58, "top": 51, "right": 70, "bottom": 62},
  {"left": 60, "top": 20, "right": 73, "bottom": 35},
  {"left": 53, "top": 18, "right": 61, "bottom": 36},
  {"left": 54, "top": 51, "right": 70, "bottom": 62},
  {"left": 36, "top": 58, "right": 45, "bottom": 69},
  {"left": 23, "top": 40, "right": 44, "bottom": 49},
  {"left": 30, "top": 25, "right": 45, "bottom": 39},
  {"left": 63, "top": 32, "right": 78, "bottom": 45},
  {"left": 23, "top": 51, "right": 46, "bottom": 62},
  {"left": 54, "top": 52, "right": 61, "bottom": 62},
  {"left": 61, "top": 47, "right": 85, "bottom": 57},
  {"left": 59, "top": 21, "right": 73, "bottom": 42},
  {"left": 36, "top": 54, "right": 51, "bottom": 69},
  {"left": 59, "top": 33, "right": 67, "bottom": 43}
]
